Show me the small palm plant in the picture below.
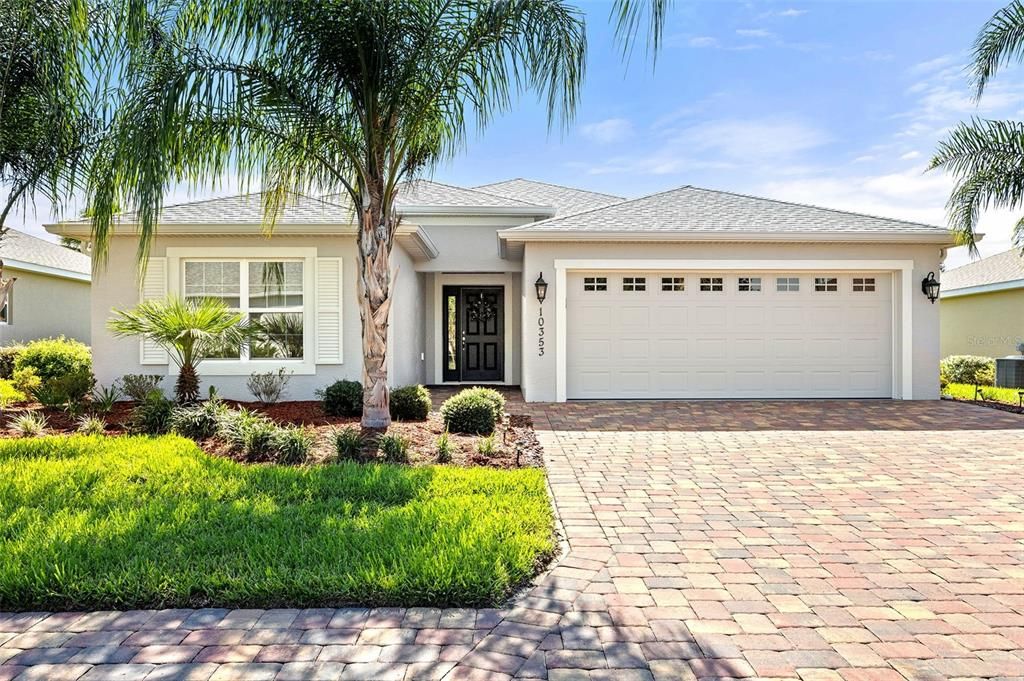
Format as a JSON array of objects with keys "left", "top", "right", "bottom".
[{"left": 108, "top": 296, "right": 245, "bottom": 403}]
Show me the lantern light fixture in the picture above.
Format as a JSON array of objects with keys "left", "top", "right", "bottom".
[
  {"left": 535, "top": 273, "right": 548, "bottom": 304},
  {"left": 921, "top": 271, "right": 940, "bottom": 303}
]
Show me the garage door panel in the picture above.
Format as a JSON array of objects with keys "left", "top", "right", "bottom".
[{"left": 567, "top": 271, "right": 892, "bottom": 399}]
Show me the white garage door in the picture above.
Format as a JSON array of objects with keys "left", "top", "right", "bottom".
[{"left": 567, "top": 271, "right": 893, "bottom": 399}]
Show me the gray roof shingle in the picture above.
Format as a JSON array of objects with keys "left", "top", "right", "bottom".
[
  {"left": 0, "top": 228, "right": 90, "bottom": 276},
  {"left": 503, "top": 184, "right": 952, "bottom": 236},
  {"left": 475, "top": 178, "right": 624, "bottom": 216},
  {"left": 942, "top": 249, "right": 1024, "bottom": 292}
]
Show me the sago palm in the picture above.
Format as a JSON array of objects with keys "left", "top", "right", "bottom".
[
  {"left": 931, "top": 0, "right": 1024, "bottom": 252},
  {"left": 87, "top": 0, "right": 666, "bottom": 428},
  {"left": 108, "top": 296, "right": 246, "bottom": 403}
]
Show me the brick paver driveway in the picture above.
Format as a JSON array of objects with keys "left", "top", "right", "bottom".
[{"left": 2, "top": 399, "right": 1023, "bottom": 681}]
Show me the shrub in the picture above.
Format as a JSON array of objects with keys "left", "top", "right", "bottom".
[
  {"left": 436, "top": 431, "right": 453, "bottom": 464},
  {"left": 476, "top": 434, "right": 497, "bottom": 456},
  {"left": 318, "top": 379, "right": 362, "bottom": 417},
  {"left": 273, "top": 426, "right": 316, "bottom": 465},
  {"left": 0, "top": 380, "right": 27, "bottom": 408},
  {"left": 0, "top": 345, "right": 24, "bottom": 379},
  {"left": 12, "top": 367, "right": 40, "bottom": 395},
  {"left": 131, "top": 392, "right": 175, "bottom": 435},
  {"left": 378, "top": 433, "right": 411, "bottom": 463},
  {"left": 334, "top": 426, "right": 364, "bottom": 461},
  {"left": 217, "top": 407, "right": 276, "bottom": 459},
  {"left": 14, "top": 337, "right": 91, "bottom": 383},
  {"left": 91, "top": 384, "right": 120, "bottom": 415},
  {"left": 468, "top": 387, "right": 506, "bottom": 419},
  {"left": 389, "top": 385, "right": 431, "bottom": 421},
  {"left": 12, "top": 412, "right": 47, "bottom": 437},
  {"left": 171, "top": 399, "right": 228, "bottom": 440},
  {"left": 247, "top": 368, "right": 291, "bottom": 404},
  {"left": 121, "top": 374, "right": 165, "bottom": 401},
  {"left": 441, "top": 389, "right": 500, "bottom": 434},
  {"left": 76, "top": 416, "right": 107, "bottom": 436},
  {"left": 31, "top": 371, "right": 95, "bottom": 407},
  {"left": 940, "top": 355, "right": 995, "bottom": 385}
]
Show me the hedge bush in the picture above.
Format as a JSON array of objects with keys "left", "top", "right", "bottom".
[
  {"left": 390, "top": 385, "right": 431, "bottom": 421},
  {"left": 441, "top": 388, "right": 500, "bottom": 434},
  {"left": 0, "top": 346, "right": 24, "bottom": 379},
  {"left": 14, "top": 337, "right": 91, "bottom": 383},
  {"left": 318, "top": 379, "right": 363, "bottom": 417},
  {"left": 940, "top": 355, "right": 995, "bottom": 386}
]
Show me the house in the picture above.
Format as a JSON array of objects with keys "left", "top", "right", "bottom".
[
  {"left": 47, "top": 179, "right": 952, "bottom": 401},
  {"left": 0, "top": 228, "right": 91, "bottom": 345},
  {"left": 940, "top": 249, "right": 1024, "bottom": 358}
]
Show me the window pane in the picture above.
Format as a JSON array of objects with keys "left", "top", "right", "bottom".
[
  {"left": 583, "top": 276, "right": 607, "bottom": 292},
  {"left": 202, "top": 333, "right": 242, "bottom": 359},
  {"left": 184, "top": 261, "right": 241, "bottom": 307},
  {"left": 446, "top": 295, "right": 457, "bottom": 370},
  {"left": 250, "top": 312, "right": 304, "bottom": 358},
  {"left": 249, "top": 261, "right": 303, "bottom": 308}
]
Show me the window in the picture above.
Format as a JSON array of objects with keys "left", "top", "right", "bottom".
[
  {"left": 184, "top": 260, "right": 304, "bottom": 360},
  {"left": 776, "top": 277, "right": 800, "bottom": 292},
  {"left": 814, "top": 277, "right": 838, "bottom": 292},
  {"left": 0, "top": 287, "right": 9, "bottom": 324},
  {"left": 623, "top": 276, "right": 646, "bottom": 292},
  {"left": 583, "top": 276, "right": 607, "bottom": 292},
  {"left": 853, "top": 277, "right": 876, "bottom": 292},
  {"left": 699, "top": 277, "right": 723, "bottom": 292},
  {"left": 661, "top": 277, "right": 685, "bottom": 291},
  {"left": 738, "top": 277, "right": 762, "bottom": 292}
]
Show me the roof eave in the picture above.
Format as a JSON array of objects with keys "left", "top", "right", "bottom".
[
  {"left": 498, "top": 229, "right": 956, "bottom": 245},
  {"left": 398, "top": 204, "right": 554, "bottom": 218},
  {"left": 1, "top": 258, "right": 90, "bottom": 282},
  {"left": 941, "top": 278, "right": 1024, "bottom": 298}
]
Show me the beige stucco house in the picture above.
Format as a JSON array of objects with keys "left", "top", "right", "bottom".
[
  {"left": 48, "top": 179, "right": 952, "bottom": 401},
  {"left": 941, "top": 249, "right": 1024, "bottom": 359},
  {"left": 0, "top": 229, "right": 91, "bottom": 345}
]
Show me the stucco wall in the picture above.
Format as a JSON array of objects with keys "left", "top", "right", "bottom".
[
  {"left": 0, "top": 268, "right": 91, "bottom": 345},
  {"left": 413, "top": 215, "right": 531, "bottom": 273},
  {"left": 519, "top": 241, "right": 944, "bottom": 402},
  {"left": 91, "top": 234, "right": 423, "bottom": 400},
  {"left": 389, "top": 243, "right": 426, "bottom": 386},
  {"left": 940, "top": 288, "right": 1024, "bottom": 359}
]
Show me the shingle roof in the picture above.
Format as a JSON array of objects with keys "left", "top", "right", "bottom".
[
  {"left": 503, "top": 184, "right": 952, "bottom": 236},
  {"left": 321, "top": 179, "right": 547, "bottom": 211},
  {"left": 0, "top": 228, "right": 90, "bottom": 276},
  {"left": 475, "top": 178, "right": 624, "bottom": 216},
  {"left": 942, "top": 249, "right": 1024, "bottom": 292}
]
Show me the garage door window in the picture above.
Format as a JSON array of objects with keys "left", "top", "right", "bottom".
[
  {"left": 623, "top": 277, "right": 646, "bottom": 292},
  {"left": 738, "top": 277, "right": 762, "bottom": 292},
  {"left": 699, "top": 277, "right": 723, "bottom": 292},
  {"left": 814, "top": 277, "right": 838, "bottom": 292},
  {"left": 583, "top": 276, "right": 607, "bottom": 292},
  {"left": 776, "top": 277, "right": 800, "bottom": 292},
  {"left": 661, "top": 277, "right": 685, "bottom": 291},
  {"left": 853, "top": 277, "right": 876, "bottom": 292}
]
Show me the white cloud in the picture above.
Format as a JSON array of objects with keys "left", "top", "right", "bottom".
[
  {"left": 777, "top": 8, "right": 807, "bottom": 17},
  {"left": 673, "top": 118, "right": 831, "bottom": 160},
  {"left": 853, "top": 155, "right": 877, "bottom": 163},
  {"left": 900, "top": 151, "right": 922, "bottom": 160},
  {"left": 579, "top": 118, "right": 634, "bottom": 145},
  {"left": 736, "top": 28, "right": 773, "bottom": 38},
  {"left": 687, "top": 36, "right": 720, "bottom": 48}
]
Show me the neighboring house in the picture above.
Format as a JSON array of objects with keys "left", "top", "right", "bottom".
[
  {"left": 0, "top": 229, "right": 91, "bottom": 345},
  {"left": 940, "top": 249, "right": 1024, "bottom": 358},
  {"left": 47, "top": 179, "right": 952, "bottom": 402}
]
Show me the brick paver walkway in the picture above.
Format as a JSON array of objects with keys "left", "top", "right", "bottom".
[{"left": 2, "top": 399, "right": 1024, "bottom": 680}]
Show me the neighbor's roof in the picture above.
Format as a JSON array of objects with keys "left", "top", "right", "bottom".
[
  {"left": 500, "top": 185, "right": 953, "bottom": 241},
  {"left": 475, "top": 178, "right": 624, "bottom": 216},
  {"left": 0, "top": 228, "right": 90, "bottom": 280},
  {"left": 942, "top": 249, "right": 1024, "bottom": 296}
]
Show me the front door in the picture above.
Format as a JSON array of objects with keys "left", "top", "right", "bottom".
[{"left": 443, "top": 286, "right": 504, "bottom": 382}]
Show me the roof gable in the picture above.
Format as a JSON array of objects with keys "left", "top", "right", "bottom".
[
  {"left": 943, "top": 249, "right": 1024, "bottom": 293},
  {"left": 475, "top": 178, "right": 624, "bottom": 216},
  {"left": 0, "top": 229, "right": 90, "bottom": 277},
  {"left": 502, "top": 184, "right": 951, "bottom": 237}
]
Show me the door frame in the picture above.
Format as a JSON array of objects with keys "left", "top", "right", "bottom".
[
  {"left": 552, "top": 259, "right": 916, "bottom": 402},
  {"left": 442, "top": 284, "right": 506, "bottom": 383}
]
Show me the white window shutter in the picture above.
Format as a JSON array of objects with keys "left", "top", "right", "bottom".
[
  {"left": 315, "top": 258, "right": 344, "bottom": 364},
  {"left": 139, "top": 257, "right": 168, "bottom": 365}
]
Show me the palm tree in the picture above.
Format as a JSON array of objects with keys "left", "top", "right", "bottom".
[
  {"left": 87, "top": 0, "right": 667, "bottom": 428},
  {"left": 108, "top": 296, "right": 247, "bottom": 403},
  {"left": 0, "top": 0, "right": 97, "bottom": 322},
  {"left": 931, "top": 0, "right": 1024, "bottom": 252}
]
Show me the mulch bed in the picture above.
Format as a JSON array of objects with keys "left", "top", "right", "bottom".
[{"left": 0, "top": 399, "right": 544, "bottom": 469}]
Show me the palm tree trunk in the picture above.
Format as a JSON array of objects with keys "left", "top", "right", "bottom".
[
  {"left": 176, "top": 363, "right": 200, "bottom": 404},
  {"left": 357, "top": 184, "right": 395, "bottom": 429}
]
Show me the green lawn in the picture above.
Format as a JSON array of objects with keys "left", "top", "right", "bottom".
[
  {"left": 944, "top": 382, "right": 1024, "bottom": 406},
  {"left": 0, "top": 435, "right": 555, "bottom": 610}
]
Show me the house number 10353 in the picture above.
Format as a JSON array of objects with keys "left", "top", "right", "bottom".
[{"left": 537, "top": 306, "right": 545, "bottom": 356}]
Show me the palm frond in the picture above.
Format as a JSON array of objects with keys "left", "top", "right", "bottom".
[
  {"left": 971, "top": 0, "right": 1024, "bottom": 98},
  {"left": 611, "top": 0, "right": 670, "bottom": 63}
]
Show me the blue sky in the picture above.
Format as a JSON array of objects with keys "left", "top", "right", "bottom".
[{"left": 11, "top": 1, "right": 1019, "bottom": 268}]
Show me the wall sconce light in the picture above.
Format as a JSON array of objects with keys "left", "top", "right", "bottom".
[
  {"left": 535, "top": 273, "right": 548, "bottom": 304},
  {"left": 921, "top": 271, "right": 940, "bottom": 304}
]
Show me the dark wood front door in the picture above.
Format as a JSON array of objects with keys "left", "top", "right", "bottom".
[{"left": 443, "top": 286, "right": 504, "bottom": 382}]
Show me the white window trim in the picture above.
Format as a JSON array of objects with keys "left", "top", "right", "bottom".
[
  {"left": 553, "top": 259, "right": 916, "bottom": 402},
  {"left": 167, "top": 247, "right": 317, "bottom": 376}
]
